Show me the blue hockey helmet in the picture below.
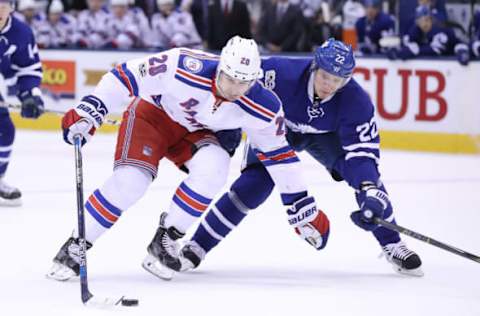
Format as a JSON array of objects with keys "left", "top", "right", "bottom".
[{"left": 312, "top": 38, "right": 355, "bottom": 79}]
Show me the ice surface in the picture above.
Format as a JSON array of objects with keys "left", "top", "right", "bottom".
[{"left": 1, "top": 130, "right": 479, "bottom": 316}]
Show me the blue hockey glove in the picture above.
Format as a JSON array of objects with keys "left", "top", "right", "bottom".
[
  {"left": 351, "top": 183, "right": 390, "bottom": 231},
  {"left": 215, "top": 128, "right": 242, "bottom": 157},
  {"left": 18, "top": 88, "right": 44, "bottom": 119},
  {"left": 287, "top": 196, "right": 330, "bottom": 250}
]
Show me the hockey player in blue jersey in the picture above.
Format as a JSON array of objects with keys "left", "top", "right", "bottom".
[
  {"left": 387, "top": 5, "right": 470, "bottom": 65},
  {"left": 177, "top": 38, "right": 424, "bottom": 277},
  {"left": 0, "top": 0, "right": 44, "bottom": 206},
  {"left": 355, "top": 0, "right": 395, "bottom": 55}
]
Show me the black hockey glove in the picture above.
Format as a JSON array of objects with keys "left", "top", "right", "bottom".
[{"left": 18, "top": 88, "right": 44, "bottom": 119}]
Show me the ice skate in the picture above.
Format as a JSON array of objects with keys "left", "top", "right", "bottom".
[
  {"left": 382, "top": 241, "right": 423, "bottom": 277},
  {"left": 0, "top": 178, "right": 22, "bottom": 206},
  {"left": 142, "top": 212, "right": 184, "bottom": 280},
  {"left": 46, "top": 237, "right": 92, "bottom": 281},
  {"left": 179, "top": 240, "right": 205, "bottom": 272}
]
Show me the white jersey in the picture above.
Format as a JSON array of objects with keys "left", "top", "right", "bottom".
[
  {"left": 151, "top": 10, "right": 202, "bottom": 49},
  {"left": 90, "top": 48, "right": 308, "bottom": 199},
  {"left": 35, "top": 14, "right": 78, "bottom": 48},
  {"left": 105, "top": 11, "right": 141, "bottom": 49},
  {"left": 76, "top": 8, "right": 111, "bottom": 48}
]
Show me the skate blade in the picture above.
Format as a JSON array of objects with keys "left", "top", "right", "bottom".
[
  {"left": 393, "top": 265, "right": 424, "bottom": 277},
  {"left": 46, "top": 262, "right": 78, "bottom": 281},
  {"left": 141, "top": 254, "right": 175, "bottom": 281}
]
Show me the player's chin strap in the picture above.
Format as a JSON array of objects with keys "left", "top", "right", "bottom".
[{"left": 0, "top": 102, "right": 120, "bottom": 126}]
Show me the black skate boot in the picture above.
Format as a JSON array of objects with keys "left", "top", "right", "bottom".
[
  {"left": 0, "top": 178, "right": 22, "bottom": 206},
  {"left": 142, "top": 212, "right": 185, "bottom": 280},
  {"left": 382, "top": 241, "right": 423, "bottom": 277},
  {"left": 179, "top": 241, "right": 205, "bottom": 272},
  {"left": 46, "top": 237, "right": 92, "bottom": 281}
]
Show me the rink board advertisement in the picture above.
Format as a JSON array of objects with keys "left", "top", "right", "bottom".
[{"left": 9, "top": 49, "right": 480, "bottom": 153}]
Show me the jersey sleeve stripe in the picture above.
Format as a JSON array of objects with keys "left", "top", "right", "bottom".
[
  {"left": 342, "top": 142, "right": 380, "bottom": 151},
  {"left": 345, "top": 151, "right": 379, "bottom": 164},
  {"left": 240, "top": 96, "right": 275, "bottom": 118},
  {"left": 111, "top": 63, "right": 138, "bottom": 96}
]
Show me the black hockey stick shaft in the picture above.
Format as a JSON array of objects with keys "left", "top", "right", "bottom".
[
  {"left": 374, "top": 217, "right": 480, "bottom": 264},
  {"left": 73, "top": 135, "right": 93, "bottom": 304}
]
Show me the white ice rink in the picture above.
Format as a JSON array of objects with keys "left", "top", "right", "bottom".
[{"left": 0, "top": 130, "right": 479, "bottom": 316}]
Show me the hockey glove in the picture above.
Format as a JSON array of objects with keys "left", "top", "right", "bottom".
[
  {"left": 18, "top": 88, "right": 44, "bottom": 119},
  {"left": 287, "top": 196, "right": 330, "bottom": 250},
  {"left": 472, "top": 40, "right": 480, "bottom": 58},
  {"left": 215, "top": 128, "right": 242, "bottom": 157},
  {"left": 455, "top": 43, "right": 470, "bottom": 66},
  {"left": 350, "top": 182, "right": 390, "bottom": 231},
  {"left": 62, "top": 95, "right": 107, "bottom": 146}
]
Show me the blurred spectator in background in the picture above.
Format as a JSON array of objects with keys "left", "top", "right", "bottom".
[
  {"left": 15, "top": 0, "right": 44, "bottom": 26},
  {"left": 303, "top": 4, "right": 333, "bottom": 51},
  {"left": 127, "top": 0, "right": 152, "bottom": 47},
  {"left": 58, "top": 0, "right": 88, "bottom": 14},
  {"left": 398, "top": 0, "right": 447, "bottom": 36},
  {"left": 341, "top": 0, "right": 364, "bottom": 49},
  {"left": 180, "top": 0, "right": 208, "bottom": 41},
  {"left": 206, "top": 0, "right": 251, "bottom": 50},
  {"left": 472, "top": 10, "right": 480, "bottom": 60},
  {"left": 151, "top": 0, "right": 201, "bottom": 49},
  {"left": 355, "top": 0, "right": 394, "bottom": 54},
  {"left": 76, "top": 0, "right": 111, "bottom": 48},
  {"left": 35, "top": 0, "right": 78, "bottom": 48},
  {"left": 387, "top": 5, "right": 469, "bottom": 65},
  {"left": 257, "top": 0, "right": 305, "bottom": 52},
  {"left": 104, "top": 0, "right": 141, "bottom": 49}
]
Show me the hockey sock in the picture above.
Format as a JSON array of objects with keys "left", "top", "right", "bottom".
[
  {"left": 0, "top": 112, "right": 15, "bottom": 175},
  {"left": 370, "top": 184, "right": 401, "bottom": 246},
  {"left": 164, "top": 181, "right": 213, "bottom": 233},
  {"left": 191, "top": 191, "right": 248, "bottom": 252},
  {"left": 191, "top": 165, "right": 275, "bottom": 253}
]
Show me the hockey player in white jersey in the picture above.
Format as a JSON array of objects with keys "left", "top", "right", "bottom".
[
  {"left": 76, "top": 0, "right": 111, "bottom": 48},
  {"left": 46, "top": 36, "right": 328, "bottom": 281},
  {"left": 35, "top": 0, "right": 78, "bottom": 48},
  {"left": 151, "top": 0, "right": 202, "bottom": 49}
]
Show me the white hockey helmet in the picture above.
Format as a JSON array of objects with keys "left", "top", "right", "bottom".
[
  {"left": 110, "top": 0, "right": 129, "bottom": 6},
  {"left": 17, "top": 0, "right": 36, "bottom": 11},
  {"left": 49, "top": 0, "right": 64, "bottom": 14},
  {"left": 157, "top": 0, "right": 174, "bottom": 7},
  {"left": 217, "top": 36, "right": 263, "bottom": 82}
]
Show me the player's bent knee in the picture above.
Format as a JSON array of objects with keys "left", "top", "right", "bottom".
[
  {"left": 186, "top": 144, "right": 230, "bottom": 192},
  {"left": 103, "top": 166, "right": 152, "bottom": 209},
  {"left": 230, "top": 165, "right": 274, "bottom": 210}
]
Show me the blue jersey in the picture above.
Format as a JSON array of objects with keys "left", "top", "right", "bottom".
[
  {"left": 404, "top": 24, "right": 459, "bottom": 57},
  {"left": 474, "top": 11, "right": 480, "bottom": 41},
  {"left": 355, "top": 12, "right": 395, "bottom": 53},
  {"left": 260, "top": 57, "right": 380, "bottom": 189},
  {"left": 0, "top": 15, "right": 43, "bottom": 95}
]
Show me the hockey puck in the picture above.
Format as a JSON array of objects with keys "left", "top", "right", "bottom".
[{"left": 121, "top": 298, "right": 139, "bottom": 307}]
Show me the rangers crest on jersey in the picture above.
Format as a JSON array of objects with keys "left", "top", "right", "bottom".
[{"left": 183, "top": 56, "right": 203, "bottom": 74}]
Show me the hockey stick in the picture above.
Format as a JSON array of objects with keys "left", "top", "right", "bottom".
[
  {"left": 0, "top": 102, "right": 121, "bottom": 126},
  {"left": 73, "top": 135, "right": 139, "bottom": 307},
  {"left": 374, "top": 217, "right": 480, "bottom": 264}
]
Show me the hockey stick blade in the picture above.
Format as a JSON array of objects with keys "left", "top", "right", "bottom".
[
  {"left": 374, "top": 217, "right": 480, "bottom": 264},
  {"left": 84, "top": 295, "right": 139, "bottom": 308}
]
